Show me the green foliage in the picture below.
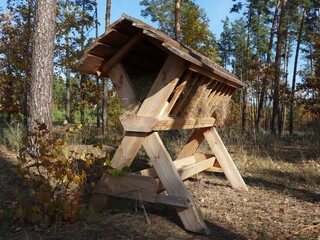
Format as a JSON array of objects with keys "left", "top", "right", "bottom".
[
  {"left": 180, "top": 1, "right": 219, "bottom": 60},
  {"left": 140, "top": 0, "right": 219, "bottom": 60},
  {"left": 53, "top": 76, "right": 66, "bottom": 110}
]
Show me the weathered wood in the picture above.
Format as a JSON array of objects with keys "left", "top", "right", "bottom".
[
  {"left": 120, "top": 115, "right": 216, "bottom": 132},
  {"left": 137, "top": 53, "right": 188, "bottom": 116},
  {"left": 189, "top": 63, "right": 246, "bottom": 88},
  {"left": 93, "top": 173, "right": 190, "bottom": 208},
  {"left": 78, "top": 14, "right": 249, "bottom": 235},
  {"left": 176, "top": 127, "right": 211, "bottom": 159},
  {"left": 156, "top": 195, "right": 192, "bottom": 208},
  {"left": 163, "top": 70, "right": 192, "bottom": 116},
  {"left": 94, "top": 172, "right": 157, "bottom": 197},
  {"left": 171, "top": 73, "right": 200, "bottom": 116},
  {"left": 107, "top": 63, "right": 139, "bottom": 111},
  {"left": 111, "top": 132, "right": 147, "bottom": 169},
  {"left": 209, "top": 85, "right": 231, "bottom": 113},
  {"left": 179, "top": 157, "right": 215, "bottom": 180},
  {"left": 205, "top": 167, "right": 224, "bottom": 173},
  {"left": 111, "top": 54, "right": 186, "bottom": 169},
  {"left": 143, "top": 132, "right": 210, "bottom": 234},
  {"left": 99, "top": 31, "right": 145, "bottom": 75},
  {"left": 203, "top": 127, "right": 248, "bottom": 191},
  {"left": 138, "top": 154, "right": 215, "bottom": 179}
]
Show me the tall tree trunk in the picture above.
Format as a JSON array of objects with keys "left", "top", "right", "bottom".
[
  {"left": 289, "top": 8, "right": 306, "bottom": 134},
  {"left": 242, "top": 0, "right": 253, "bottom": 133},
  {"left": 271, "top": 0, "right": 287, "bottom": 135},
  {"left": 23, "top": 0, "right": 34, "bottom": 128},
  {"left": 281, "top": 34, "right": 290, "bottom": 133},
  {"left": 175, "top": 0, "right": 181, "bottom": 42},
  {"left": 102, "top": 0, "right": 111, "bottom": 141},
  {"left": 65, "top": 0, "right": 71, "bottom": 123},
  {"left": 256, "top": 0, "right": 280, "bottom": 132},
  {"left": 95, "top": 0, "right": 100, "bottom": 128},
  {"left": 28, "top": 0, "right": 57, "bottom": 133},
  {"left": 80, "top": 1, "right": 85, "bottom": 124}
]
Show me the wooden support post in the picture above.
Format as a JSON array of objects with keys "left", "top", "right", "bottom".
[
  {"left": 108, "top": 63, "right": 139, "bottom": 111},
  {"left": 143, "top": 132, "right": 210, "bottom": 234},
  {"left": 203, "top": 127, "right": 248, "bottom": 191},
  {"left": 176, "top": 127, "right": 211, "bottom": 159}
]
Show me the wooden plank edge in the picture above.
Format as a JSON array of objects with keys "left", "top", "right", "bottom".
[{"left": 120, "top": 115, "right": 216, "bottom": 132}]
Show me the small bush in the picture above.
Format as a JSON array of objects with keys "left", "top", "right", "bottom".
[
  {"left": 14, "top": 123, "right": 96, "bottom": 226},
  {"left": 12, "top": 123, "right": 129, "bottom": 227},
  {"left": 1, "top": 121, "right": 24, "bottom": 153}
]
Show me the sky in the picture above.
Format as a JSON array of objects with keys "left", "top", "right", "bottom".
[{"left": 97, "top": 0, "right": 238, "bottom": 37}]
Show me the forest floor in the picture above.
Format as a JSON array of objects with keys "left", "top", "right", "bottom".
[{"left": 0, "top": 131, "right": 319, "bottom": 240}]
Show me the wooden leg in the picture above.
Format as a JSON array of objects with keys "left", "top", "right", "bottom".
[
  {"left": 143, "top": 132, "right": 210, "bottom": 235},
  {"left": 176, "top": 127, "right": 210, "bottom": 159},
  {"left": 111, "top": 132, "right": 147, "bottom": 169},
  {"left": 203, "top": 127, "right": 248, "bottom": 191},
  {"left": 91, "top": 132, "right": 146, "bottom": 212}
]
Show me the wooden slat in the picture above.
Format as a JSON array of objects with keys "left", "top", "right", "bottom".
[
  {"left": 138, "top": 155, "right": 196, "bottom": 178},
  {"left": 77, "top": 54, "right": 104, "bottom": 75},
  {"left": 94, "top": 172, "right": 157, "bottom": 197},
  {"left": 120, "top": 116, "right": 216, "bottom": 132},
  {"left": 107, "top": 63, "right": 139, "bottom": 111},
  {"left": 163, "top": 70, "right": 192, "bottom": 116},
  {"left": 176, "top": 127, "right": 211, "bottom": 159},
  {"left": 137, "top": 53, "right": 188, "bottom": 116},
  {"left": 208, "top": 85, "right": 231, "bottom": 114},
  {"left": 99, "top": 31, "right": 145, "bottom": 76},
  {"left": 143, "top": 132, "right": 210, "bottom": 234},
  {"left": 179, "top": 157, "right": 215, "bottom": 180},
  {"left": 205, "top": 167, "right": 224, "bottom": 173},
  {"left": 171, "top": 73, "right": 200, "bottom": 116},
  {"left": 206, "top": 81, "right": 220, "bottom": 104},
  {"left": 203, "top": 127, "right": 248, "bottom": 191},
  {"left": 189, "top": 63, "right": 246, "bottom": 88},
  {"left": 94, "top": 173, "right": 191, "bottom": 208}
]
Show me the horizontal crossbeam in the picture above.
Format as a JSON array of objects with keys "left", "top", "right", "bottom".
[{"left": 120, "top": 115, "right": 216, "bottom": 132}]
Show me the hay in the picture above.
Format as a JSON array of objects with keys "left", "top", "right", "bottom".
[
  {"left": 182, "top": 80, "right": 231, "bottom": 127},
  {"left": 211, "top": 96, "right": 230, "bottom": 126},
  {"left": 184, "top": 83, "right": 211, "bottom": 118}
]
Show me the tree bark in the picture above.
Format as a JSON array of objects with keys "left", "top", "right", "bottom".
[
  {"left": 175, "top": 0, "right": 181, "bottom": 42},
  {"left": 65, "top": 0, "right": 71, "bottom": 122},
  {"left": 23, "top": 0, "right": 34, "bottom": 128},
  {"left": 95, "top": 0, "right": 100, "bottom": 128},
  {"left": 28, "top": 0, "right": 57, "bottom": 133},
  {"left": 289, "top": 8, "right": 306, "bottom": 134},
  {"left": 271, "top": 0, "right": 287, "bottom": 135},
  {"left": 102, "top": 0, "right": 111, "bottom": 140}
]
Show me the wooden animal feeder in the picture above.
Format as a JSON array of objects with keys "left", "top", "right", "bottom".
[{"left": 77, "top": 14, "right": 248, "bottom": 235}]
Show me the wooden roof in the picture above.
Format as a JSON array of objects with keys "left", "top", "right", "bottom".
[{"left": 76, "top": 14, "right": 246, "bottom": 89}]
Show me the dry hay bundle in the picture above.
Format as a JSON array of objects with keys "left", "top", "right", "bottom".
[
  {"left": 211, "top": 96, "right": 230, "bottom": 127},
  {"left": 183, "top": 83, "right": 230, "bottom": 127}
]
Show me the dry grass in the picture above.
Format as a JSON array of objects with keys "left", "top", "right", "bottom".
[{"left": 0, "top": 132, "right": 319, "bottom": 240}]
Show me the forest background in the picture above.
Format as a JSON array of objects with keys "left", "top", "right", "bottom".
[{"left": 0, "top": 0, "right": 320, "bottom": 239}]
